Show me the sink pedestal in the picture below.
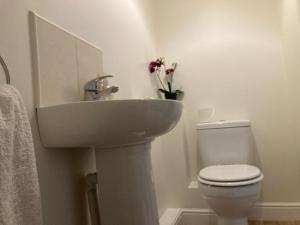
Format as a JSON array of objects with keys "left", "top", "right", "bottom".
[
  {"left": 95, "top": 143, "right": 159, "bottom": 225},
  {"left": 36, "top": 99, "right": 182, "bottom": 225}
]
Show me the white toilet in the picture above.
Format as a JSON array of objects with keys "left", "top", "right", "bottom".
[{"left": 197, "top": 120, "right": 263, "bottom": 225}]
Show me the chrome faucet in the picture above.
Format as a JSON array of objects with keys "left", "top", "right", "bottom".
[{"left": 84, "top": 74, "right": 119, "bottom": 101}]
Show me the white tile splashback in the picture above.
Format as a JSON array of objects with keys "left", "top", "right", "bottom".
[
  {"left": 76, "top": 40, "right": 103, "bottom": 100},
  {"left": 30, "top": 12, "right": 103, "bottom": 107}
]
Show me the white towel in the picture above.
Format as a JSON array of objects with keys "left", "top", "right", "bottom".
[{"left": 0, "top": 85, "right": 42, "bottom": 225}]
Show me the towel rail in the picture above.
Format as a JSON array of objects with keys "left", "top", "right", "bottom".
[{"left": 0, "top": 55, "right": 10, "bottom": 84}]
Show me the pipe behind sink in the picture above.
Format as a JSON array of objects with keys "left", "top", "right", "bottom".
[{"left": 85, "top": 173, "right": 101, "bottom": 225}]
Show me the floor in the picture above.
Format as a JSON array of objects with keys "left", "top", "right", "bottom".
[{"left": 249, "top": 222, "right": 300, "bottom": 225}]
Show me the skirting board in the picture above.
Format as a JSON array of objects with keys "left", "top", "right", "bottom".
[{"left": 160, "top": 203, "right": 300, "bottom": 225}]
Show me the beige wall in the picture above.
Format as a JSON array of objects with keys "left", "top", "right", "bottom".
[
  {"left": 280, "top": 0, "right": 300, "bottom": 205},
  {"left": 281, "top": 0, "right": 300, "bottom": 143},
  {"left": 151, "top": 0, "right": 300, "bottom": 211},
  {"left": 0, "top": 0, "right": 156, "bottom": 224}
]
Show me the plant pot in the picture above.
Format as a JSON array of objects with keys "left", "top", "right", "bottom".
[{"left": 164, "top": 92, "right": 177, "bottom": 100}]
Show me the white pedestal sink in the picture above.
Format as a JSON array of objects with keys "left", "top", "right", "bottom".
[{"left": 37, "top": 99, "right": 182, "bottom": 225}]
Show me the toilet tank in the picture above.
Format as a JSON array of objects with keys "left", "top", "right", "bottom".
[{"left": 197, "top": 120, "right": 254, "bottom": 168}]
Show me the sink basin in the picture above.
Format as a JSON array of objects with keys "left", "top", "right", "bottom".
[{"left": 37, "top": 99, "right": 182, "bottom": 148}]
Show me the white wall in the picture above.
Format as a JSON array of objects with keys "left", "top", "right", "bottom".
[
  {"left": 150, "top": 0, "right": 300, "bottom": 211},
  {"left": 3, "top": 0, "right": 300, "bottom": 223},
  {"left": 0, "top": 0, "right": 156, "bottom": 224}
]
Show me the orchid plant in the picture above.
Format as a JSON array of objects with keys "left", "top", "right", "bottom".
[{"left": 148, "top": 57, "right": 183, "bottom": 100}]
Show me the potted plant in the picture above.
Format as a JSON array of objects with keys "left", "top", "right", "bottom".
[{"left": 148, "top": 57, "right": 184, "bottom": 100}]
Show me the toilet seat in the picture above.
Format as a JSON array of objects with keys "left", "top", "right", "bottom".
[
  {"left": 198, "top": 174, "right": 264, "bottom": 187},
  {"left": 198, "top": 164, "right": 264, "bottom": 187}
]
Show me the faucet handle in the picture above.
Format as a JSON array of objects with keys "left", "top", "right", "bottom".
[
  {"left": 96, "top": 74, "right": 113, "bottom": 89},
  {"left": 84, "top": 74, "right": 114, "bottom": 92},
  {"left": 97, "top": 74, "right": 113, "bottom": 80}
]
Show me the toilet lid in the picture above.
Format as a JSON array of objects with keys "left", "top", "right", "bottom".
[{"left": 199, "top": 164, "right": 261, "bottom": 182}]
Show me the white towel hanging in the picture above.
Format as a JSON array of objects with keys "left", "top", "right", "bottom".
[{"left": 0, "top": 84, "right": 42, "bottom": 225}]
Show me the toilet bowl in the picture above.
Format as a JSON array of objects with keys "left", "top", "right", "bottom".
[{"left": 198, "top": 164, "right": 264, "bottom": 225}]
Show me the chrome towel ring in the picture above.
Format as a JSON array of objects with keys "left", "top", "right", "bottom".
[{"left": 0, "top": 55, "right": 10, "bottom": 84}]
